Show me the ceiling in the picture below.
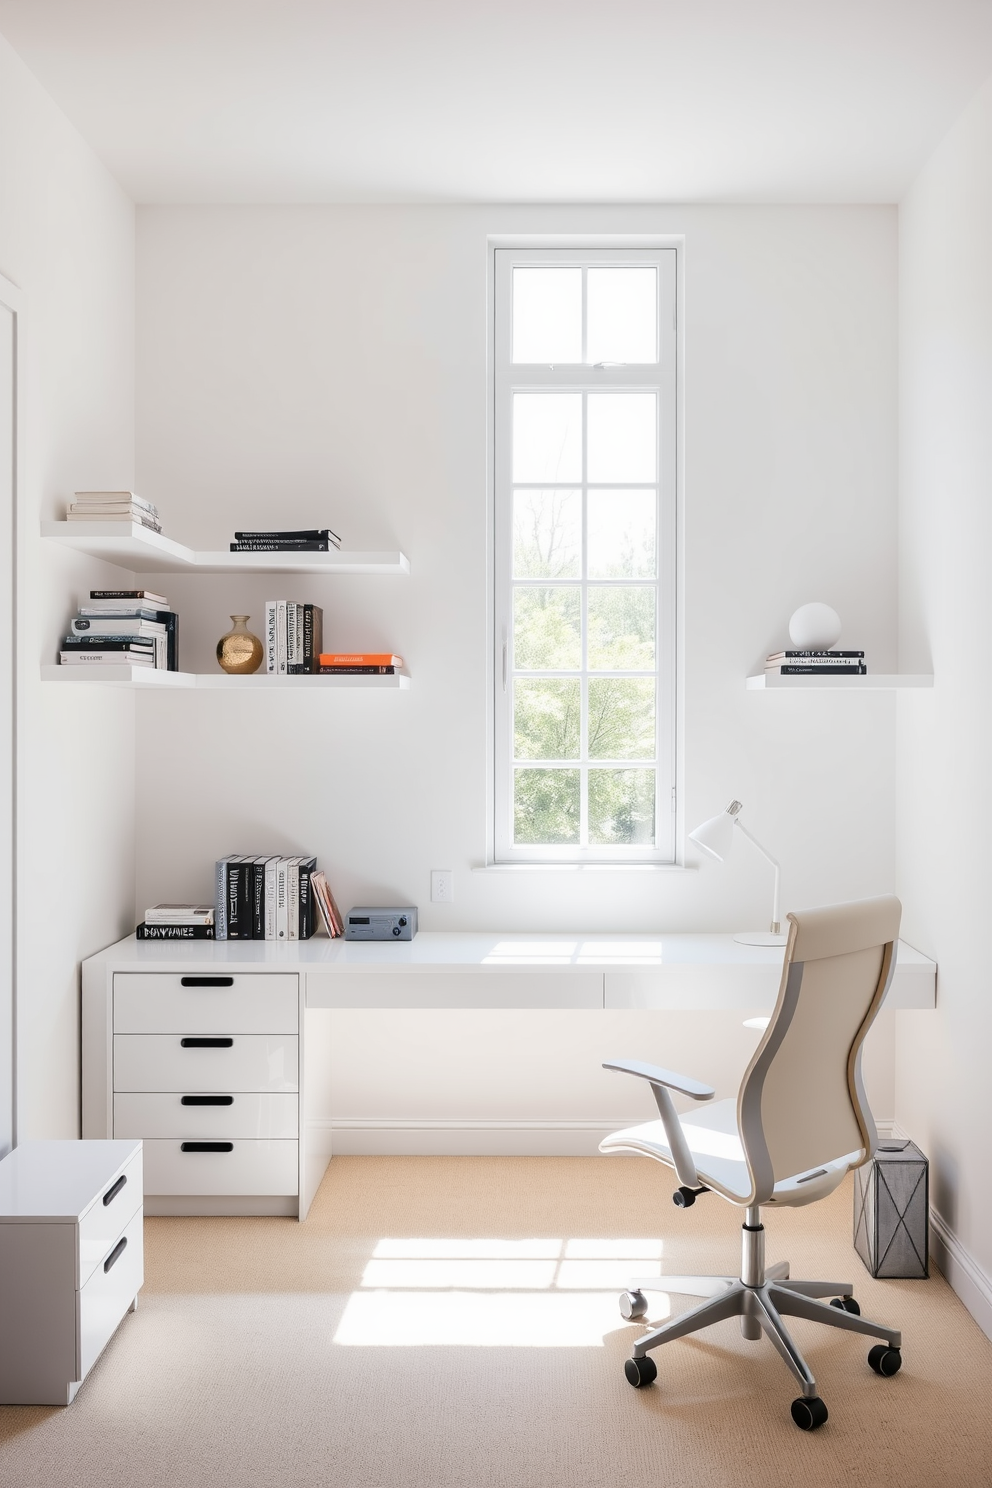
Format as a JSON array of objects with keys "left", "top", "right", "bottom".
[{"left": 2, "top": 0, "right": 992, "bottom": 204}]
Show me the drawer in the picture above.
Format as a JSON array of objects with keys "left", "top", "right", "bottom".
[
  {"left": 142, "top": 1138, "right": 299, "bottom": 1196},
  {"left": 115, "top": 1093, "right": 298, "bottom": 1140},
  {"left": 77, "top": 1146, "right": 143, "bottom": 1288},
  {"left": 77, "top": 1206, "right": 144, "bottom": 1380},
  {"left": 114, "top": 973, "right": 299, "bottom": 1034},
  {"left": 114, "top": 1035, "right": 298, "bottom": 1093}
]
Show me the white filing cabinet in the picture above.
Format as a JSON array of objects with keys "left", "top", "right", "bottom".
[
  {"left": 109, "top": 972, "right": 301, "bottom": 1215},
  {"left": 0, "top": 1140, "right": 143, "bottom": 1405}
]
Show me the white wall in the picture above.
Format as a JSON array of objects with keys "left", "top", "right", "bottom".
[
  {"left": 135, "top": 205, "right": 898, "bottom": 929},
  {"left": 897, "top": 71, "right": 992, "bottom": 1333},
  {"left": 132, "top": 204, "right": 901, "bottom": 1143},
  {"left": 0, "top": 33, "right": 137, "bottom": 1139}
]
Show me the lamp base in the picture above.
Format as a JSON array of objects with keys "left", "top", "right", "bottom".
[{"left": 733, "top": 931, "right": 788, "bottom": 947}]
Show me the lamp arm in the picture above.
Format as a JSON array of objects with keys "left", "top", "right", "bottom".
[{"left": 734, "top": 821, "right": 781, "bottom": 934}]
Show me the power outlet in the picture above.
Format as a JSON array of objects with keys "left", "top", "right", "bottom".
[{"left": 431, "top": 869, "right": 453, "bottom": 904}]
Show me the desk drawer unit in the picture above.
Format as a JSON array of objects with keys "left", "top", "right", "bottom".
[
  {"left": 0, "top": 1140, "right": 143, "bottom": 1405},
  {"left": 110, "top": 973, "right": 302, "bottom": 1203}
]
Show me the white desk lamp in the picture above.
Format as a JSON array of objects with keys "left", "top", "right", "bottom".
[{"left": 689, "top": 800, "right": 787, "bottom": 947}]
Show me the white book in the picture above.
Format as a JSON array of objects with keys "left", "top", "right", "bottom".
[
  {"left": 265, "top": 602, "right": 277, "bottom": 674},
  {"left": 286, "top": 603, "right": 297, "bottom": 672},
  {"left": 276, "top": 601, "right": 287, "bottom": 675},
  {"left": 74, "top": 489, "right": 156, "bottom": 508},
  {"left": 144, "top": 904, "right": 214, "bottom": 925},
  {"left": 285, "top": 856, "right": 303, "bottom": 941},
  {"left": 59, "top": 652, "right": 155, "bottom": 666},
  {"left": 275, "top": 858, "right": 289, "bottom": 940},
  {"left": 265, "top": 858, "right": 279, "bottom": 939},
  {"left": 70, "top": 618, "right": 166, "bottom": 637}
]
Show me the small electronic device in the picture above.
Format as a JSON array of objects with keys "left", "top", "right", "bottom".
[{"left": 344, "top": 906, "right": 418, "bottom": 941}]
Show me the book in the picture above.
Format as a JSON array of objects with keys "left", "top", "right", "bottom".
[
  {"left": 215, "top": 856, "right": 237, "bottom": 940},
  {"left": 265, "top": 602, "right": 277, "bottom": 674},
  {"left": 770, "top": 665, "right": 868, "bottom": 675},
  {"left": 71, "top": 617, "right": 166, "bottom": 635},
  {"left": 276, "top": 859, "right": 289, "bottom": 940},
  {"left": 90, "top": 589, "right": 169, "bottom": 606},
  {"left": 225, "top": 856, "right": 251, "bottom": 940},
  {"left": 62, "top": 635, "right": 155, "bottom": 649},
  {"left": 234, "top": 529, "right": 341, "bottom": 542},
  {"left": 135, "top": 923, "right": 216, "bottom": 940},
  {"left": 311, "top": 872, "right": 344, "bottom": 937},
  {"left": 144, "top": 904, "right": 214, "bottom": 925},
  {"left": 59, "top": 651, "right": 155, "bottom": 666},
  {"left": 67, "top": 512, "right": 162, "bottom": 532},
  {"left": 289, "top": 605, "right": 324, "bottom": 673},
  {"left": 74, "top": 489, "right": 158, "bottom": 510},
  {"left": 265, "top": 858, "right": 279, "bottom": 939},
  {"left": 318, "top": 665, "right": 399, "bottom": 675},
  {"left": 230, "top": 540, "right": 337, "bottom": 551},
  {"left": 251, "top": 857, "right": 276, "bottom": 939},
  {"left": 286, "top": 855, "right": 302, "bottom": 940},
  {"left": 298, "top": 856, "right": 317, "bottom": 939},
  {"left": 319, "top": 653, "right": 403, "bottom": 667},
  {"left": 276, "top": 601, "right": 288, "bottom": 676},
  {"left": 766, "top": 650, "right": 865, "bottom": 661}
]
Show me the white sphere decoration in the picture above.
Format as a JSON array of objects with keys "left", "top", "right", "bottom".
[{"left": 789, "top": 602, "right": 842, "bottom": 650}]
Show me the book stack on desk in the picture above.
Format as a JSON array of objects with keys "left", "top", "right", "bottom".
[
  {"left": 215, "top": 855, "right": 323, "bottom": 940},
  {"left": 765, "top": 650, "right": 866, "bottom": 675},
  {"left": 59, "top": 591, "right": 179, "bottom": 670},
  {"left": 136, "top": 904, "right": 215, "bottom": 940}
]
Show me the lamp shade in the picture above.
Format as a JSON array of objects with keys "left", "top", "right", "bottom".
[{"left": 689, "top": 800, "right": 742, "bottom": 862}]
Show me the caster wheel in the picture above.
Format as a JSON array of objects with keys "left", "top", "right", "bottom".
[
  {"left": 830, "top": 1296, "right": 861, "bottom": 1315},
  {"left": 673, "top": 1186, "right": 696, "bottom": 1208},
  {"left": 791, "top": 1396, "right": 828, "bottom": 1431},
  {"left": 620, "top": 1290, "right": 649, "bottom": 1320},
  {"left": 624, "top": 1356, "right": 657, "bottom": 1389},
  {"left": 868, "top": 1344, "right": 902, "bottom": 1376}
]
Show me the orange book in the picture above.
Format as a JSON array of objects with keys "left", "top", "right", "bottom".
[{"left": 319, "top": 653, "right": 403, "bottom": 667}]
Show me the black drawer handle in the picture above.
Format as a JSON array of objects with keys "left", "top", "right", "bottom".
[
  {"left": 181, "top": 1141, "right": 234, "bottom": 1153},
  {"left": 181, "top": 1095, "right": 234, "bottom": 1106},
  {"left": 104, "top": 1237, "right": 128, "bottom": 1273},
  {"left": 102, "top": 1174, "right": 127, "bottom": 1207},
  {"left": 180, "top": 1037, "right": 234, "bottom": 1048},
  {"left": 181, "top": 977, "right": 234, "bottom": 987}
]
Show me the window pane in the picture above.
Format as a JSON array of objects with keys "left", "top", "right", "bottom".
[
  {"left": 514, "top": 679, "right": 580, "bottom": 760},
  {"left": 514, "top": 769, "right": 580, "bottom": 845},
  {"left": 587, "top": 588, "right": 655, "bottom": 670},
  {"left": 513, "top": 394, "right": 582, "bottom": 483},
  {"left": 587, "top": 678, "right": 655, "bottom": 760},
  {"left": 588, "top": 490, "right": 656, "bottom": 578},
  {"left": 589, "top": 769, "right": 656, "bottom": 845},
  {"left": 513, "top": 490, "right": 581, "bottom": 578},
  {"left": 587, "top": 394, "right": 656, "bottom": 483},
  {"left": 513, "top": 587, "right": 581, "bottom": 670},
  {"left": 513, "top": 268, "right": 582, "bottom": 363},
  {"left": 587, "top": 268, "right": 657, "bottom": 364}
]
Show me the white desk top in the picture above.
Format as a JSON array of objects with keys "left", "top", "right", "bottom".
[{"left": 85, "top": 933, "right": 936, "bottom": 1010}]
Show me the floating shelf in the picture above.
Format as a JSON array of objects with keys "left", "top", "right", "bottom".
[
  {"left": 42, "top": 522, "right": 409, "bottom": 575},
  {"left": 747, "top": 673, "right": 933, "bottom": 690},
  {"left": 42, "top": 666, "right": 410, "bottom": 690}
]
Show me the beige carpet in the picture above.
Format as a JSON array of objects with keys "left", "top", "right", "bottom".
[{"left": 1, "top": 1156, "right": 991, "bottom": 1488}]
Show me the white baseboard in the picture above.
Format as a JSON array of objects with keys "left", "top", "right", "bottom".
[
  {"left": 929, "top": 1208, "right": 992, "bottom": 1344},
  {"left": 325, "top": 1118, "right": 626, "bottom": 1157}
]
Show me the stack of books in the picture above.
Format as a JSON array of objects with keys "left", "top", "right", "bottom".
[
  {"left": 136, "top": 905, "right": 215, "bottom": 941},
  {"left": 312, "top": 873, "right": 345, "bottom": 937},
  {"left": 264, "top": 602, "right": 324, "bottom": 673},
  {"left": 318, "top": 652, "right": 405, "bottom": 676},
  {"left": 66, "top": 491, "right": 162, "bottom": 533},
  {"left": 59, "top": 590, "right": 179, "bottom": 670},
  {"left": 766, "top": 649, "right": 866, "bottom": 675},
  {"left": 230, "top": 528, "right": 341, "bottom": 552},
  {"left": 215, "top": 855, "right": 328, "bottom": 940}
]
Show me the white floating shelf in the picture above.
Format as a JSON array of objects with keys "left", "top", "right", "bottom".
[
  {"left": 42, "top": 667, "right": 410, "bottom": 690},
  {"left": 42, "top": 522, "right": 409, "bottom": 575},
  {"left": 747, "top": 673, "right": 933, "bottom": 690}
]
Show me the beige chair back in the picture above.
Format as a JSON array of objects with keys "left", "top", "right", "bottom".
[{"left": 738, "top": 896, "right": 901, "bottom": 1201}]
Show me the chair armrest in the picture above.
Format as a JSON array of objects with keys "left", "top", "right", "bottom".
[{"left": 602, "top": 1059, "right": 715, "bottom": 1101}]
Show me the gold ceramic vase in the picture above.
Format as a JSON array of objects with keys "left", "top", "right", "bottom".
[{"left": 216, "top": 615, "right": 264, "bottom": 674}]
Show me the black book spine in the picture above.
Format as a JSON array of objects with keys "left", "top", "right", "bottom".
[
  {"left": 776, "top": 665, "right": 868, "bottom": 675},
  {"left": 302, "top": 604, "right": 314, "bottom": 674},
  {"left": 288, "top": 603, "right": 303, "bottom": 674},
  {"left": 252, "top": 860, "right": 267, "bottom": 940},
  {"left": 135, "top": 923, "right": 216, "bottom": 940},
  {"left": 226, "top": 859, "right": 246, "bottom": 939},
  {"left": 61, "top": 637, "right": 155, "bottom": 649},
  {"left": 318, "top": 665, "right": 395, "bottom": 674},
  {"left": 239, "top": 856, "right": 254, "bottom": 938},
  {"left": 230, "top": 541, "right": 330, "bottom": 552},
  {"left": 298, "top": 858, "right": 316, "bottom": 940},
  {"left": 234, "top": 529, "right": 338, "bottom": 541},
  {"left": 151, "top": 610, "right": 179, "bottom": 671}
]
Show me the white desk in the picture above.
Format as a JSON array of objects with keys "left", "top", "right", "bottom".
[{"left": 82, "top": 934, "right": 936, "bottom": 1218}]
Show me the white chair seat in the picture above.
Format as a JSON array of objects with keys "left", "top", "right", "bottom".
[{"left": 599, "top": 1097, "right": 858, "bottom": 1207}]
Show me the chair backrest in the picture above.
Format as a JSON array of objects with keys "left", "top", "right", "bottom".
[{"left": 738, "top": 895, "right": 901, "bottom": 1200}]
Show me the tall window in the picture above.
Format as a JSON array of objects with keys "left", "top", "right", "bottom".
[{"left": 493, "top": 247, "right": 677, "bottom": 863}]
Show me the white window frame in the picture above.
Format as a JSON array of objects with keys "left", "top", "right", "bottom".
[{"left": 492, "top": 245, "right": 678, "bottom": 864}]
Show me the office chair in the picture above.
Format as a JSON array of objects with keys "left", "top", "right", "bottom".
[{"left": 601, "top": 895, "right": 904, "bottom": 1431}]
